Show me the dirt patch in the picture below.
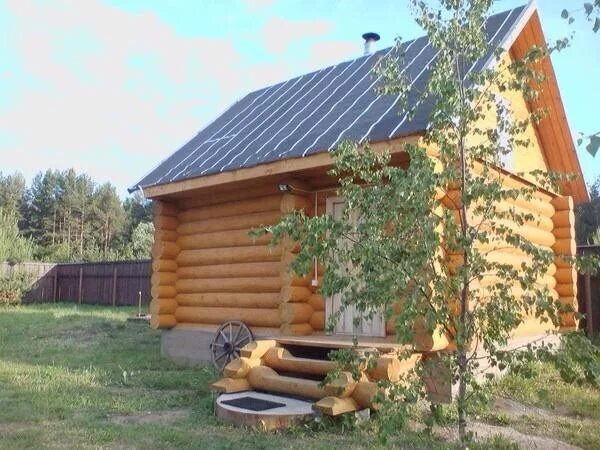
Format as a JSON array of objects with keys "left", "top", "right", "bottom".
[
  {"left": 0, "top": 422, "right": 33, "bottom": 435},
  {"left": 109, "top": 409, "right": 191, "bottom": 426},
  {"left": 492, "top": 397, "right": 560, "bottom": 419},
  {"left": 434, "top": 421, "right": 581, "bottom": 449}
]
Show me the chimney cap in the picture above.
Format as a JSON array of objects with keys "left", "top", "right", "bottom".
[{"left": 362, "top": 32, "right": 380, "bottom": 42}]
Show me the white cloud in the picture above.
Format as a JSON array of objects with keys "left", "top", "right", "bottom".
[
  {"left": 0, "top": 0, "right": 244, "bottom": 194},
  {"left": 261, "top": 17, "right": 333, "bottom": 55},
  {"left": 243, "top": 0, "right": 276, "bottom": 11}
]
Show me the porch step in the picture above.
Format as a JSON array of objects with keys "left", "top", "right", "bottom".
[{"left": 211, "top": 339, "right": 424, "bottom": 417}]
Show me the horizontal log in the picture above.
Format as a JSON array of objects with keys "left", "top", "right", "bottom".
[
  {"left": 154, "top": 215, "right": 178, "bottom": 231},
  {"left": 155, "top": 229, "right": 178, "bottom": 243},
  {"left": 280, "top": 272, "right": 312, "bottom": 288},
  {"left": 154, "top": 201, "right": 178, "bottom": 217},
  {"left": 279, "top": 303, "right": 313, "bottom": 324},
  {"left": 210, "top": 377, "right": 251, "bottom": 393},
  {"left": 177, "top": 262, "right": 281, "bottom": 279},
  {"left": 551, "top": 195, "right": 573, "bottom": 211},
  {"left": 556, "top": 283, "right": 577, "bottom": 297},
  {"left": 149, "top": 298, "right": 177, "bottom": 315},
  {"left": 176, "top": 277, "right": 281, "bottom": 294},
  {"left": 240, "top": 339, "right": 278, "bottom": 359},
  {"left": 555, "top": 267, "right": 577, "bottom": 285},
  {"left": 310, "top": 311, "right": 325, "bottom": 330},
  {"left": 554, "top": 255, "right": 575, "bottom": 268},
  {"left": 368, "top": 354, "right": 421, "bottom": 382},
  {"left": 223, "top": 357, "right": 261, "bottom": 379},
  {"left": 179, "top": 183, "right": 280, "bottom": 210},
  {"left": 323, "top": 371, "right": 357, "bottom": 398},
  {"left": 176, "top": 292, "right": 281, "bottom": 308},
  {"left": 152, "top": 259, "right": 177, "bottom": 272},
  {"left": 247, "top": 366, "right": 326, "bottom": 400},
  {"left": 152, "top": 241, "right": 180, "bottom": 259},
  {"left": 552, "top": 210, "right": 575, "bottom": 228},
  {"left": 307, "top": 294, "right": 325, "bottom": 311},
  {"left": 150, "top": 314, "right": 176, "bottom": 329},
  {"left": 178, "top": 195, "right": 282, "bottom": 222},
  {"left": 151, "top": 285, "right": 176, "bottom": 299},
  {"left": 553, "top": 226, "right": 574, "bottom": 239},
  {"left": 280, "top": 194, "right": 312, "bottom": 214},
  {"left": 177, "top": 229, "right": 272, "bottom": 251},
  {"left": 178, "top": 210, "right": 282, "bottom": 236},
  {"left": 552, "top": 238, "right": 576, "bottom": 257},
  {"left": 174, "top": 306, "right": 281, "bottom": 327},
  {"left": 477, "top": 203, "right": 554, "bottom": 232},
  {"left": 177, "top": 246, "right": 282, "bottom": 266},
  {"left": 262, "top": 347, "right": 336, "bottom": 375},
  {"left": 280, "top": 285, "right": 312, "bottom": 302},
  {"left": 314, "top": 396, "right": 359, "bottom": 416},
  {"left": 279, "top": 323, "right": 313, "bottom": 335},
  {"left": 151, "top": 271, "right": 177, "bottom": 287}
]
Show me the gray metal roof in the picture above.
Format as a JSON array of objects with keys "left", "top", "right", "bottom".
[{"left": 132, "top": 5, "right": 526, "bottom": 191}]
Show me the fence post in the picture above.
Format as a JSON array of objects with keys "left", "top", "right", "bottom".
[
  {"left": 78, "top": 267, "right": 83, "bottom": 304},
  {"left": 53, "top": 266, "right": 58, "bottom": 303},
  {"left": 112, "top": 266, "right": 118, "bottom": 306},
  {"left": 585, "top": 273, "right": 593, "bottom": 335}
]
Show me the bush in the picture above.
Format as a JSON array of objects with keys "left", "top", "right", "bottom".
[
  {"left": 0, "top": 268, "right": 34, "bottom": 306},
  {"left": 0, "top": 210, "right": 34, "bottom": 264}
]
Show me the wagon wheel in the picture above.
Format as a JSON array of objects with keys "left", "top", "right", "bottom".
[{"left": 210, "top": 320, "right": 254, "bottom": 373}]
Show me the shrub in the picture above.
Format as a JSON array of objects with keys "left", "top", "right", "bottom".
[{"left": 0, "top": 268, "right": 34, "bottom": 306}]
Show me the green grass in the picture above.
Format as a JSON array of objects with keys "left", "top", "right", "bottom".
[
  {"left": 1, "top": 303, "right": 598, "bottom": 449},
  {"left": 0, "top": 303, "right": 448, "bottom": 449}
]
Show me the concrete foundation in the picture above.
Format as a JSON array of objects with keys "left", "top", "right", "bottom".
[{"left": 160, "top": 326, "right": 277, "bottom": 366}]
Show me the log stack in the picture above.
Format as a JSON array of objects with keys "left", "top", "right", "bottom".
[
  {"left": 551, "top": 195, "right": 578, "bottom": 329},
  {"left": 150, "top": 200, "right": 179, "bottom": 329}
]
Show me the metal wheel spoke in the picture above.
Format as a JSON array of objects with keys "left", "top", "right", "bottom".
[{"left": 210, "top": 320, "right": 254, "bottom": 373}]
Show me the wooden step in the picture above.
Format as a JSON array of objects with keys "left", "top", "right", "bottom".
[{"left": 262, "top": 347, "right": 337, "bottom": 376}]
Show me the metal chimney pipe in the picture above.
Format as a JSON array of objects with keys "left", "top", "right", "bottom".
[{"left": 362, "top": 32, "right": 380, "bottom": 56}]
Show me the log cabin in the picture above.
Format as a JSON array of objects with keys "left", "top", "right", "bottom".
[{"left": 130, "top": 3, "right": 588, "bottom": 413}]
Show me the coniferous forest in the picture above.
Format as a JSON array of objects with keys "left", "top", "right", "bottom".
[{"left": 0, "top": 170, "right": 153, "bottom": 263}]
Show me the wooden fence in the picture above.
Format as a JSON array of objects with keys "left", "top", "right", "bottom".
[
  {"left": 0, "top": 260, "right": 151, "bottom": 307},
  {"left": 578, "top": 245, "right": 600, "bottom": 335}
]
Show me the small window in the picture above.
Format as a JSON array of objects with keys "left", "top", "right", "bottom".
[{"left": 496, "top": 95, "right": 513, "bottom": 171}]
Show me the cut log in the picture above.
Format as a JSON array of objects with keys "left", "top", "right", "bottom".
[
  {"left": 152, "top": 241, "right": 180, "bottom": 259},
  {"left": 177, "top": 229, "right": 272, "bottom": 250},
  {"left": 280, "top": 285, "right": 312, "bottom": 302},
  {"left": 553, "top": 226, "right": 575, "bottom": 239},
  {"left": 151, "top": 285, "right": 177, "bottom": 299},
  {"left": 178, "top": 183, "right": 280, "bottom": 209},
  {"left": 178, "top": 195, "right": 282, "bottom": 222},
  {"left": 314, "top": 397, "right": 359, "bottom": 416},
  {"left": 551, "top": 195, "right": 573, "bottom": 211},
  {"left": 246, "top": 366, "right": 326, "bottom": 400},
  {"left": 177, "top": 246, "right": 282, "bottom": 266},
  {"left": 556, "top": 283, "right": 577, "bottom": 297},
  {"left": 552, "top": 210, "right": 575, "bottom": 228},
  {"left": 177, "top": 261, "right": 280, "bottom": 279},
  {"left": 152, "top": 259, "right": 177, "bottom": 272},
  {"left": 174, "top": 306, "right": 281, "bottom": 327},
  {"left": 307, "top": 294, "right": 325, "bottom": 311},
  {"left": 554, "top": 267, "right": 577, "bottom": 285},
  {"left": 552, "top": 238, "right": 576, "bottom": 256},
  {"left": 279, "top": 323, "right": 313, "bottom": 335},
  {"left": 240, "top": 339, "right": 278, "bottom": 359},
  {"left": 262, "top": 347, "right": 337, "bottom": 375},
  {"left": 154, "top": 215, "right": 178, "bottom": 231},
  {"left": 280, "top": 194, "right": 312, "bottom": 214},
  {"left": 176, "top": 292, "right": 281, "bottom": 309},
  {"left": 150, "top": 314, "right": 176, "bottom": 329},
  {"left": 154, "top": 229, "right": 178, "bottom": 243},
  {"left": 279, "top": 271, "right": 311, "bottom": 287},
  {"left": 151, "top": 271, "right": 177, "bottom": 287},
  {"left": 177, "top": 210, "right": 282, "bottom": 235},
  {"left": 154, "top": 201, "right": 178, "bottom": 217},
  {"left": 279, "top": 303, "right": 313, "bottom": 324},
  {"left": 324, "top": 371, "right": 357, "bottom": 398},
  {"left": 352, "top": 381, "right": 381, "bottom": 410},
  {"left": 149, "top": 298, "right": 177, "bottom": 315},
  {"left": 176, "top": 277, "right": 281, "bottom": 294},
  {"left": 211, "top": 377, "right": 251, "bottom": 393},
  {"left": 223, "top": 357, "right": 261, "bottom": 379},
  {"left": 310, "top": 311, "right": 325, "bottom": 330}
]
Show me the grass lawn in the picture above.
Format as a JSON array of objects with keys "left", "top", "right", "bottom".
[{"left": 0, "top": 303, "right": 598, "bottom": 449}]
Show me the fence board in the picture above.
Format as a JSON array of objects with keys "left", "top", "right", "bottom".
[{"left": 1, "top": 260, "right": 151, "bottom": 307}]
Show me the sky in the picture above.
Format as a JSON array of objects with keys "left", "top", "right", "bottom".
[{"left": 0, "top": 0, "right": 598, "bottom": 198}]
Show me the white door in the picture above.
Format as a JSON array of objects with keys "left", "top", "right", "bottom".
[{"left": 325, "top": 197, "right": 386, "bottom": 337}]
